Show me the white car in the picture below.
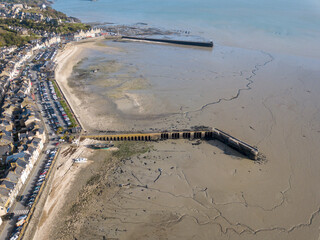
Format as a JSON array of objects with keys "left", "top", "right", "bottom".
[
  {"left": 10, "top": 234, "right": 19, "bottom": 240},
  {"left": 74, "top": 158, "right": 87, "bottom": 163},
  {"left": 17, "top": 215, "right": 27, "bottom": 221}
]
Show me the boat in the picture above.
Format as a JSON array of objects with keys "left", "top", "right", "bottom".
[{"left": 74, "top": 158, "right": 87, "bottom": 163}]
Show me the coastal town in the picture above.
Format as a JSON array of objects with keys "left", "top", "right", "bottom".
[
  {"left": 0, "top": 0, "right": 315, "bottom": 239},
  {"left": 0, "top": 3, "right": 215, "bottom": 239},
  {"left": 0, "top": 2, "right": 106, "bottom": 239},
  {"left": 0, "top": 2, "right": 265, "bottom": 239}
]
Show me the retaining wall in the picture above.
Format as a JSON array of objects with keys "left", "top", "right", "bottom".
[
  {"left": 121, "top": 36, "right": 214, "bottom": 48},
  {"left": 82, "top": 128, "right": 258, "bottom": 160}
]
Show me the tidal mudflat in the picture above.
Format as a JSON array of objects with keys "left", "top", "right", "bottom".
[{"left": 32, "top": 38, "right": 320, "bottom": 240}]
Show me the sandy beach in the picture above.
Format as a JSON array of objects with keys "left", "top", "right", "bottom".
[
  {"left": 29, "top": 139, "right": 120, "bottom": 240},
  {"left": 54, "top": 40, "right": 126, "bottom": 132},
  {"left": 27, "top": 139, "right": 93, "bottom": 240},
  {"left": 54, "top": 40, "right": 278, "bottom": 133},
  {"left": 31, "top": 38, "right": 320, "bottom": 240}
]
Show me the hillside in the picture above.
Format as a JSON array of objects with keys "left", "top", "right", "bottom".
[{"left": 0, "top": 25, "right": 35, "bottom": 47}]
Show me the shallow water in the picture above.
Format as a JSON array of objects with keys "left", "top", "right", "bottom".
[
  {"left": 53, "top": 0, "right": 320, "bottom": 57},
  {"left": 69, "top": 41, "right": 272, "bottom": 126}
]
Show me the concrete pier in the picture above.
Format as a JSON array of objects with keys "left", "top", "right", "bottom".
[
  {"left": 121, "top": 36, "right": 214, "bottom": 48},
  {"left": 81, "top": 128, "right": 258, "bottom": 160}
]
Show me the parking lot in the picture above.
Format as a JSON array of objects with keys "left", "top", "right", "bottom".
[
  {"left": 23, "top": 148, "right": 58, "bottom": 209},
  {"left": 7, "top": 148, "right": 58, "bottom": 240},
  {"left": 0, "top": 46, "right": 70, "bottom": 240},
  {"left": 31, "top": 46, "right": 73, "bottom": 134},
  {"left": 0, "top": 45, "right": 77, "bottom": 240},
  {"left": 36, "top": 75, "right": 72, "bottom": 133}
]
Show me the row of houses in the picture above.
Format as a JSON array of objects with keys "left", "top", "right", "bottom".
[
  {"left": 0, "top": 2, "right": 70, "bottom": 41},
  {"left": 0, "top": 2, "right": 50, "bottom": 23},
  {"left": 63, "top": 28, "right": 102, "bottom": 42},
  {"left": 0, "top": 44, "right": 36, "bottom": 80},
  {"left": 0, "top": 34, "right": 60, "bottom": 64},
  {"left": 0, "top": 42, "right": 48, "bottom": 216},
  {"left": 0, "top": 134, "right": 44, "bottom": 216},
  {"left": 0, "top": 2, "right": 74, "bottom": 25}
]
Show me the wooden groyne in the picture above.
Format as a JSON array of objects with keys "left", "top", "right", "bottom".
[
  {"left": 121, "top": 36, "right": 214, "bottom": 48},
  {"left": 81, "top": 128, "right": 258, "bottom": 160}
]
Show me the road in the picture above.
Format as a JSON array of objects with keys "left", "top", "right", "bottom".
[
  {"left": 0, "top": 47, "right": 65, "bottom": 240},
  {"left": 0, "top": 143, "right": 58, "bottom": 240}
]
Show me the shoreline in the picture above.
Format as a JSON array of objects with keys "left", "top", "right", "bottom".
[
  {"left": 54, "top": 39, "right": 115, "bottom": 132},
  {"left": 54, "top": 42, "right": 87, "bottom": 131},
  {"left": 54, "top": 39, "right": 144, "bottom": 133},
  {"left": 32, "top": 20, "right": 320, "bottom": 240},
  {"left": 30, "top": 139, "right": 97, "bottom": 240}
]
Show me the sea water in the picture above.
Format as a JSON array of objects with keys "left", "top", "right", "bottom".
[
  {"left": 53, "top": 0, "right": 320, "bottom": 57},
  {"left": 52, "top": 0, "right": 320, "bottom": 131}
]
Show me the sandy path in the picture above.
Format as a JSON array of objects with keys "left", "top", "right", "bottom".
[{"left": 32, "top": 139, "right": 95, "bottom": 240}]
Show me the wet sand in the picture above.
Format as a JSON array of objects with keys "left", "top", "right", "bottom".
[
  {"left": 54, "top": 40, "right": 122, "bottom": 132},
  {"left": 69, "top": 139, "right": 320, "bottom": 240},
  {"left": 56, "top": 40, "right": 278, "bottom": 133},
  {"left": 34, "top": 39, "right": 320, "bottom": 240}
]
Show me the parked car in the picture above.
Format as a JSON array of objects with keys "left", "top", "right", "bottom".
[
  {"left": 33, "top": 189, "right": 39, "bottom": 194},
  {"left": 30, "top": 193, "right": 38, "bottom": 198},
  {"left": 9, "top": 232, "right": 19, "bottom": 240},
  {"left": 28, "top": 197, "right": 35, "bottom": 203},
  {"left": 16, "top": 195, "right": 23, "bottom": 202},
  {"left": 3, "top": 213, "right": 14, "bottom": 220},
  {"left": 36, "top": 182, "right": 43, "bottom": 187}
]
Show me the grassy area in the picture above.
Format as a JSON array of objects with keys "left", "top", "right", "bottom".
[
  {"left": 51, "top": 80, "right": 77, "bottom": 128},
  {"left": 86, "top": 174, "right": 101, "bottom": 186},
  {"left": 23, "top": 7, "right": 68, "bottom": 21},
  {"left": 0, "top": 25, "right": 36, "bottom": 47},
  {"left": 112, "top": 141, "right": 152, "bottom": 160},
  {"left": 1, "top": 0, "right": 49, "bottom": 5},
  {"left": 69, "top": 201, "right": 80, "bottom": 215},
  {"left": 0, "top": 1, "right": 89, "bottom": 47},
  {"left": 0, "top": 18, "right": 90, "bottom": 35},
  {"left": 60, "top": 100, "right": 77, "bottom": 127}
]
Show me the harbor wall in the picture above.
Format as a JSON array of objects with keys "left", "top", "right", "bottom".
[
  {"left": 212, "top": 129, "right": 258, "bottom": 161},
  {"left": 82, "top": 128, "right": 258, "bottom": 160},
  {"left": 121, "top": 36, "right": 214, "bottom": 48}
]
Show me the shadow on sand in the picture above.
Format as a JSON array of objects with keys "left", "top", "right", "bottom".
[{"left": 205, "top": 139, "right": 246, "bottom": 160}]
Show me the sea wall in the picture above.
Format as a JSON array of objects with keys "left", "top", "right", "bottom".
[
  {"left": 212, "top": 129, "right": 258, "bottom": 160},
  {"left": 82, "top": 128, "right": 258, "bottom": 160},
  {"left": 121, "top": 36, "right": 214, "bottom": 48}
]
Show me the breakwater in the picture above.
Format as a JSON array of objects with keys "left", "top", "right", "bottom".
[
  {"left": 121, "top": 36, "right": 214, "bottom": 48},
  {"left": 82, "top": 128, "right": 258, "bottom": 160}
]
